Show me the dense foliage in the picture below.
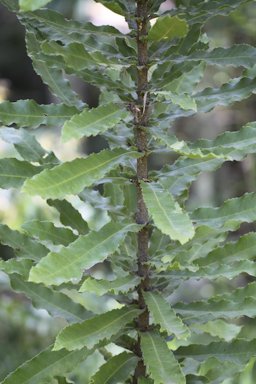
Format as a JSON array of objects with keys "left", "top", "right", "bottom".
[{"left": 0, "top": 0, "right": 256, "bottom": 383}]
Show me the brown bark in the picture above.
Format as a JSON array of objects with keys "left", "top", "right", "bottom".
[{"left": 133, "top": 1, "right": 150, "bottom": 382}]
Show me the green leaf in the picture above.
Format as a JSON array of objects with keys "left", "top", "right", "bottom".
[
  {"left": 47, "top": 199, "right": 89, "bottom": 235},
  {"left": 53, "top": 306, "right": 140, "bottom": 351},
  {"left": 0, "top": 158, "right": 42, "bottom": 189},
  {"left": 141, "top": 332, "right": 185, "bottom": 384},
  {"left": 176, "top": 340, "right": 256, "bottom": 365},
  {"left": 196, "top": 76, "right": 256, "bottom": 113},
  {"left": 192, "top": 192, "right": 256, "bottom": 230},
  {"left": 22, "top": 220, "right": 77, "bottom": 246},
  {"left": 9, "top": 274, "right": 92, "bottom": 323},
  {"left": 0, "top": 127, "right": 46, "bottom": 162},
  {"left": 0, "top": 224, "right": 48, "bottom": 260},
  {"left": 23, "top": 149, "right": 140, "bottom": 199},
  {"left": 0, "top": 259, "right": 33, "bottom": 279},
  {"left": 190, "top": 122, "right": 256, "bottom": 161},
  {"left": 0, "top": 100, "right": 78, "bottom": 128},
  {"left": 41, "top": 41, "right": 121, "bottom": 69},
  {"left": 141, "top": 181, "right": 195, "bottom": 244},
  {"left": 143, "top": 291, "right": 190, "bottom": 339},
  {"left": 62, "top": 103, "right": 130, "bottom": 142},
  {"left": 153, "top": 122, "right": 256, "bottom": 161},
  {"left": 191, "top": 320, "right": 242, "bottom": 342},
  {"left": 91, "top": 352, "right": 138, "bottom": 384},
  {"left": 173, "top": 44, "right": 256, "bottom": 69},
  {"left": 19, "top": 0, "right": 52, "bottom": 11},
  {"left": 159, "top": 157, "right": 223, "bottom": 197},
  {"left": 79, "top": 275, "right": 140, "bottom": 296},
  {"left": 28, "top": 222, "right": 141, "bottom": 285},
  {"left": 1, "top": 346, "right": 91, "bottom": 384},
  {"left": 154, "top": 92, "right": 197, "bottom": 112},
  {"left": 149, "top": 15, "right": 188, "bottom": 42},
  {"left": 174, "top": 298, "right": 256, "bottom": 321},
  {"left": 25, "top": 31, "right": 82, "bottom": 108},
  {"left": 196, "top": 232, "right": 256, "bottom": 266}
]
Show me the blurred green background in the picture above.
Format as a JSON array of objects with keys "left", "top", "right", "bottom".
[{"left": 0, "top": 0, "right": 256, "bottom": 382}]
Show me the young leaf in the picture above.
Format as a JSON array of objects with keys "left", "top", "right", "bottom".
[
  {"left": 23, "top": 149, "right": 140, "bottom": 199},
  {"left": 54, "top": 306, "right": 141, "bottom": 351},
  {"left": 28, "top": 222, "right": 141, "bottom": 285},
  {"left": 91, "top": 351, "right": 138, "bottom": 384},
  {"left": 22, "top": 220, "right": 77, "bottom": 246},
  {"left": 149, "top": 15, "right": 188, "bottom": 42},
  {"left": 141, "top": 332, "right": 185, "bottom": 384},
  {"left": 1, "top": 346, "right": 91, "bottom": 384},
  {"left": 62, "top": 103, "right": 130, "bottom": 142},
  {"left": 143, "top": 291, "right": 190, "bottom": 339},
  {"left": 141, "top": 181, "right": 195, "bottom": 244},
  {"left": 9, "top": 274, "right": 92, "bottom": 323}
]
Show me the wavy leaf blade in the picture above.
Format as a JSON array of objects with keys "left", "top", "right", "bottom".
[
  {"left": 47, "top": 199, "right": 89, "bottom": 235},
  {"left": 1, "top": 346, "right": 91, "bottom": 384},
  {"left": 25, "top": 31, "right": 82, "bottom": 108},
  {"left": 23, "top": 149, "right": 140, "bottom": 199},
  {"left": 9, "top": 274, "right": 92, "bottom": 323},
  {"left": 144, "top": 291, "right": 190, "bottom": 339},
  {"left": 149, "top": 15, "right": 188, "bottom": 42},
  {"left": 91, "top": 352, "right": 138, "bottom": 384},
  {"left": 0, "top": 158, "right": 42, "bottom": 189},
  {"left": 22, "top": 220, "right": 77, "bottom": 246},
  {"left": 79, "top": 275, "right": 140, "bottom": 296},
  {"left": 0, "top": 224, "right": 48, "bottom": 260},
  {"left": 0, "top": 127, "right": 46, "bottom": 162},
  {"left": 62, "top": 103, "right": 130, "bottom": 141},
  {"left": 141, "top": 181, "right": 195, "bottom": 244},
  {"left": 176, "top": 340, "right": 256, "bottom": 365},
  {"left": 0, "top": 100, "right": 78, "bottom": 128},
  {"left": 192, "top": 192, "right": 256, "bottom": 230},
  {"left": 28, "top": 222, "right": 141, "bottom": 285},
  {"left": 54, "top": 306, "right": 140, "bottom": 351},
  {"left": 141, "top": 332, "right": 185, "bottom": 384}
]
